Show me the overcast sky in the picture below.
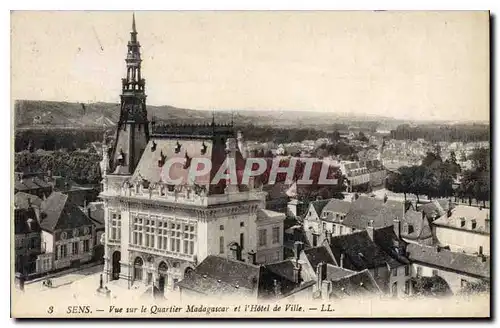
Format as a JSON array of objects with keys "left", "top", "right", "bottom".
[{"left": 11, "top": 11, "right": 489, "bottom": 122}]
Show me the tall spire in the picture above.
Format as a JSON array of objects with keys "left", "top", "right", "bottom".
[
  {"left": 130, "top": 13, "right": 138, "bottom": 43},
  {"left": 132, "top": 12, "right": 136, "bottom": 33}
]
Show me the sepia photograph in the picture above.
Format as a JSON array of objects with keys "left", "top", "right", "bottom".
[{"left": 10, "top": 10, "right": 491, "bottom": 318}]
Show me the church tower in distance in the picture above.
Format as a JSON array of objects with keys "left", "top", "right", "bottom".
[{"left": 110, "top": 13, "right": 149, "bottom": 175}]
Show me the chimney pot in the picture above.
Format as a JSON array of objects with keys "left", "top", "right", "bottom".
[
  {"left": 293, "top": 241, "right": 304, "bottom": 262},
  {"left": 340, "top": 253, "right": 345, "bottom": 268},
  {"left": 247, "top": 250, "right": 257, "bottom": 265}
]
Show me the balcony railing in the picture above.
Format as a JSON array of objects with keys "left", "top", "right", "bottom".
[{"left": 103, "top": 178, "right": 265, "bottom": 207}]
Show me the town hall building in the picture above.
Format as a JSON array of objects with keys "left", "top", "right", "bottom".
[{"left": 100, "top": 15, "right": 285, "bottom": 297}]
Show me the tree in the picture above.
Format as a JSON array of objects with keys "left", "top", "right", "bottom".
[
  {"left": 412, "top": 276, "right": 452, "bottom": 297},
  {"left": 422, "top": 151, "right": 442, "bottom": 169},
  {"left": 468, "top": 148, "right": 489, "bottom": 172},
  {"left": 356, "top": 131, "right": 369, "bottom": 143}
]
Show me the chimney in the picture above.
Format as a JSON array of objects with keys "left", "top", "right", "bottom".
[
  {"left": 273, "top": 279, "right": 282, "bottom": 297},
  {"left": 325, "top": 230, "right": 332, "bottom": 244},
  {"left": 447, "top": 208, "right": 452, "bottom": 218},
  {"left": 321, "top": 280, "right": 332, "bottom": 300},
  {"left": 383, "top": 194, "right": 388, "bottom": 203},
  {"left": 340, "top": 252, "right": 345, "bottom": 268},
  {"left": 393, "top": 218, "right": 401, "bottom": 239},
  {"left": 316, "top": 262, "right": 326, "bottom": 287},
  {"left": 247, "top": 250, "right": 257, "bottom": 265},
  {"left": 27, "top": 197, "right": 32, "bottom": 208},
  {"left": 485, "top": 218, "right": 490, "bottom": 233},
  {"left": 230, "top": 244, "right": 242, "bottom": 261},
  {"left": 366, "top": 219, "right": 375, "bottom": 241},
  {"left": 292, "top": 262, "right": 302, "bottom": 284},
  {"left": 293, "top": 241, "right": 304, "bottom": 263}
]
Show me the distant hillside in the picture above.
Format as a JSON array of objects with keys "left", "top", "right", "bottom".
[
  {"left": 14, "top": 100, "right": 213, "bottom": 129},
  {"left": 13, "top": 99, "right": 432, "bottom": 131}
]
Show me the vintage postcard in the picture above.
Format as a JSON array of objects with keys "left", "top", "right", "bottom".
[{"left": 10, "top": 11, "right": 490, "bottom": 318}]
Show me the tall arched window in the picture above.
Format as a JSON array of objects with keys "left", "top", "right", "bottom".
[{"left": 134, "top": 257, "right": 144, "bottom": 282}]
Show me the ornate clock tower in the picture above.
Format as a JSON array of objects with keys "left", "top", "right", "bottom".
[{"left": 110, "top": 13, "right": 149, "bottom": 175}]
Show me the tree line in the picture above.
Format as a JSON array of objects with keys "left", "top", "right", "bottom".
[
  {"left": 386, "top": 148, "right": 490, "bottom": 206},
  {"left": 390, "top": 124, "right": 490, "bottom": 143},
  {"left": 15, "top": 128, "right": 106, "bottom": 152},
  {"left": 15, "top": 150, "right": 102, "bottom": 185}
]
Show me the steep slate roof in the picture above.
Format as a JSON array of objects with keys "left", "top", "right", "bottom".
[
  {"left": 342, "top": 196, "right": 385, "bottom": 229},
  {"left": 401, "top": 210, "right": 433, "bottom": 241},
  {"left": 194, "top": 255, "right": 262, "bottom": 291},
  {"left": 328, "top": 230, "right": 402, "bottom": 270},
  {"left": 303, "top": 246, "right": 337, "bottom": 271},
  {"left": 373, "top": 226, "right": 410, "bottom": 265},
  {"left": 14, "top": 192, "right": 43, "bottom": 209},
  {"left": 329, "top": 269, "right": 382, "bottom": 298},
  {"left": 323, "top": 199, "right": 352, "bottom": 213},
  {"left": 433, "top": 205, "right": 490, "bottom": 234},
  {"left": 15, "top": 175, "right": 52, "bottom": 191},
  {"left": 40, "top": 192, "right": 94, "bottom": 233},
  {"left": 264, "top": 260, "right": 298, "bottom": 282},
  {"left": 14, "top": 207, "right": 41, "bottom": 234},
  {"left": 177, "top": 272, "right": 254, "bottom": 298},
  {"left": 406, "top": 243, "right": 490, "bottom": 279},
  {"left": 310, "top": 199, "right": 330, "bottom": 216},
  {"left": 321, "top": 199, "right": 352, "bottom": 222},
  {"left": 131, "top": 136, "right": 246, "bottom": 195},
  {"left": 325, "top": 264, "right": 356, "bottom": 281}
]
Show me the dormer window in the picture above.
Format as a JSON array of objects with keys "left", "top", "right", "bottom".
[
  {"left": 460, "top": 218, "right": 466, "bottom": 228},
  {"left": 471, "top": 220, "right": 477, "bottom": 230}
]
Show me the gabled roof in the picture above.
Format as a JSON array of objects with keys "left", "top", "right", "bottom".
[
  {"left": 14, "top": 192, "right": 43, "bottom": 209},
  {"left": 321, "top": 199, "right": 352, "bottom": 220},
  {"left": 264, "top": 260, "right": 298, "bottom": 282},
  {"left": 308, "top": 199, "right": 330, "bottom": 216},
  {"left": 373, "top": 226, "right": 410, "bottom": 265},
  {"left": 328, "top": 230, "right": 402, "bottom": 270},
  {"left": 342, "top": 196, "right": 385, "bottom": 229},
  {"left": 194, "top": 255, "right": 262, "bottom": 291},
  {"left": 325, "top": 264, "right": 356, "bottom": 281},
  {"left": 303, "top": 246, "right": 337, "bottom": 271},
  {"left": 329, "top": 269, "right": 382, "bottom": 298},
  {"left": 406, "top": 243, "right": 490, "bottom": 279},
  {"left": 40, "top": 192, "right": 94, "bottom": 232},
  {"left": 401, "top": 210, "right": 433, "bottom": 241}
]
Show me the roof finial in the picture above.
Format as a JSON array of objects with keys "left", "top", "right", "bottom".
[
  {"left": 132, "top": 12, "right": 137, "bottom": 33},
  {"left": 231, "top": 110, "right": 234, "bottom": 127},
  {"left": 212, "top": 110, "right": 215, "bottom": 126}
]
